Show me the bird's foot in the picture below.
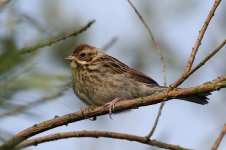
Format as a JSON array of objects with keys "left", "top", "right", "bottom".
[{"left": 104, "top": 98, "right": 124, "bottom": 119}]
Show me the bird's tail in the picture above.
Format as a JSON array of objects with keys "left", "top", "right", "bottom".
[
  {"left": 178, "top": 93, "right": 210, "bottom": 105},
  {"left": 159, "top": 86, "right": 210, "bottom": 105}
]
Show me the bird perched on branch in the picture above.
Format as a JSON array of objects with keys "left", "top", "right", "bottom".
[{"left": 66, "top": 44, "right": 209, "bottom": 116}]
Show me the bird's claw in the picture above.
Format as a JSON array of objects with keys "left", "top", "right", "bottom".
[{"left": 104, "top": 98, "right": 123, "bottom": 119}]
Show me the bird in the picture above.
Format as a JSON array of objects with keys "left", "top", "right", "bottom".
[{"left": 65, "top": 44, "right": 209, "bottom": 116}]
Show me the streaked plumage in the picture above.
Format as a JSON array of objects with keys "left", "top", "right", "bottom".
[{"left": 66, "top": 44, "right": 209, "bottom": 106}]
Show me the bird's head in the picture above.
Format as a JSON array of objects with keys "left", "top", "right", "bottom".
[{"left": 65, "top": 44, "right": 100, "bottom": 68}]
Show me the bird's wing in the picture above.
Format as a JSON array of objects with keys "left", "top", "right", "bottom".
[
  {"left": 101, "top": 55, "right": 159, "bottom": 85},
  {"left": 126, "top": 68, "right": 159, "bottom": 85}
]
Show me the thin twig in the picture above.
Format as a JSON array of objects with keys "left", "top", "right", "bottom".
[
  {"left": 171, "top": 39, "right": 226, "bottom": 88},
  {"left": 0, "top": 82, "right": 70, "bottom": 119},
  {"left": 19, "top": 20, "right": 95, "bottom": 54},
  {"left": 127, "top": 0, "right": 167, "bottom": 86},
  {"left": 211, "top": 124, "right": 226, "bottom": 150},
  {"left": 155, "top": 40, "right": 225, "bottom": 139},
  {"left": 184, "top": 0, "right": 222, "bottom": 73},
  {"left": 102, "top": 37, "right": 118, "bottom": 52},
  {"left": 1, "top": 75, "right": 226, "bottom": 150},
  {"left": 127, "top": 0, "right": 167, "bottom": 139},
  {"left": 17, "top": 131, "right": 190, "bottom": 150},
  {"left": 145, "top": 102, "right": 165, "bottom": 139},
  {"left": 147, "top": 0, "right": 222, "bottom": 139}
]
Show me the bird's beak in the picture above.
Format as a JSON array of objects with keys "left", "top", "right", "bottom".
[{"left": 65, "top": 55, "right": 75, "bottom": 61}]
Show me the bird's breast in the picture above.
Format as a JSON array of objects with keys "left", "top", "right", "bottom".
[{"left": 72, "top": 69, "right": 161, "bottom": 106}]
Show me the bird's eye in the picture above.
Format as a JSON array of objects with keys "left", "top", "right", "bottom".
[{"left": 80, "top": 53, "right": 86, "bottom": 57}]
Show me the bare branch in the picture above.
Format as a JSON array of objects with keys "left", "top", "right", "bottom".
[
  {"left": 1, "top": 75, "right": 226, "bottom": 150},
  {"left": 17, "top": 131, "right": 190, "bottom": 150},
  {"left": 127, "top": 0, "right": 167, "bottom": 86},
  {"left": 171, "top": 39, "right": 226, "bottom": 88},
  {"left": 211, "top": 124, "right": 226, "bottom": 150},
  {"left": 102, "top": 37, "right": 118, "bottom": 52},
  {"left": 127, "top": 0, "right": 167, "bottom": 139},
  {"left": 19, "top": 20, "right": 95, "bottom": 54},
  {"left": 145, "top": 101, "right": 165, "bottom": 139},
  {"left": 184, "top": 0, "right": 222, "bottom": 73}
]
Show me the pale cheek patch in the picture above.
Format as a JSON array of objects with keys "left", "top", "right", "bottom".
[
  {"left": 70, "top": 61, "right": 77, "bottom": 68},
  {"left": 77, "top": 60, "right": 88, "bottom": 65}
]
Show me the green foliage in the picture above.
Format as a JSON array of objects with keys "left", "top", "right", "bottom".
[{"left": 0, "top": 38, "right": 24, "bottom": 74}]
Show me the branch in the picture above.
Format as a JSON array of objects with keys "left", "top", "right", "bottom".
[
  {"left": 184, "top": 0, "right": 222, "bottom": 73},
  {"left": 171, "top": 39, "right": 226, "bottom": 88},
  {"left": 211, "top": 123, "right": 226, "bottom": 150},
  {"left": 19, "top": 20, "right": 95, "bottom": 54},
  {"left": 16, "top": 131, "right": 190, "bottom": 150},
  {"left": 102, "top": 37, "right": 118, "bottom": 51},
  {"left": 1, "top": 75, "right": 226, "bottom": 150},
  {"left": 147, "top": 36, "right": 225, "bottom": 139},
  {"left": 145, "top": 101, "right": 165, "bottom": 139},
  {"left": 127, "top": 0, "right": 167, "bottom": 139},
  {"left": 127, "top": 0, "right": 167, "bottom": 86}
]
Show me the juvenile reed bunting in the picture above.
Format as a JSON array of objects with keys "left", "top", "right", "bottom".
[{"left": 66, "top": 44, "right": 209, "bottom": 116}]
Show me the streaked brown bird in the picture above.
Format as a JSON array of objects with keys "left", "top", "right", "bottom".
[{"left": 66, "top": 44, "right": 209, "bottom": 114}]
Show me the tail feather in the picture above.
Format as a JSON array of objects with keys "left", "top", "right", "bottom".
[
  {"left": 158, "top": 86, "right": 211, "bottom": 105},
  {"left": 178, "top": 92, "right": 211, "bottom": 105}
]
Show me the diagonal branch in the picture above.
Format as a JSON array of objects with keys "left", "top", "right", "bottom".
[
  {"left": 19, "top": 20, "right": 95, "bottom": 54},
  {"left": 16, "top": 131, "right": 190, "bottom": 150},
  {"left": 1, "top": 75, "right": 226, "bottom": 150},
  {"left": 145, "top": 101, "right": 165, "bottom": 139},
  {"left": 127, "top": 0, "right": 167, "bottom": 86},
  {"left": 171, "top": 39, "right": 226, "bottom": 88},
  {"left": 211, "top": 123, "right": 226, "bottom": 150},
  {"left": 127, "top": 0, "right": 167, "bottom": 139},
  {"left": 102, "top": 37, "right": 118, "bottom": 51},
  {"left": 184, "top": 0, "right": 222, "bottom": 73}
]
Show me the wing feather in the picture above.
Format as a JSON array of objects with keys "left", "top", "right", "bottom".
[{"left": 100, "top": 55, "right": 158, "bottom": 85}]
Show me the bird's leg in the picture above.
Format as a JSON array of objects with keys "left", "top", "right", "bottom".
[
  {"left": 80, "top": 105, "right": 97, "bottom": 121},
  {"left": 104, "top": 97, "right": 124, "bottom": 119}
]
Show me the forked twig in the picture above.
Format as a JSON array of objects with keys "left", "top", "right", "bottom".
[
  {"left": 184, "top": 0, "right": 222, "bottom": 73},
  {"left": 149, "top": 39, "right": 226, "bottom": 139},
  {"left": 171, "top": 39, "right": 226, "bottom": 88}
]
